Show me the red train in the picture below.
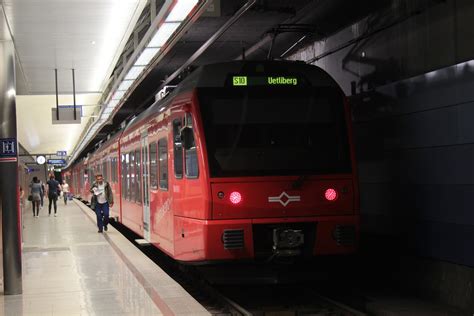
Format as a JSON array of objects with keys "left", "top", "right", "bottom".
[{"left": 64, "top": 61, "right": 359, "bottom": 263}]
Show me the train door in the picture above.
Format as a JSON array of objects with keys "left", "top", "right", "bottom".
[{"left": 141, "top": 133, "right": 151, "bottom": 241}]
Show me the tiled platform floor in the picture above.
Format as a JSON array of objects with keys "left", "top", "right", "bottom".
[{"left": 0, "top": 199, "right": 209, "bottom": 315}]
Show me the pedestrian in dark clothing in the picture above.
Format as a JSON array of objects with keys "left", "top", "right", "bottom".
[
  {"left": 29, "top": 177, "right": 43, "bottom": 217},
  {"left": 90, "top": 174, "right": 114, "bottom": 233},
  {"left": 46, "top": 175, "right": 61, "bottom": 216},
  {"left": 40, "top": 181, "right": 45, "bottom": 208}
]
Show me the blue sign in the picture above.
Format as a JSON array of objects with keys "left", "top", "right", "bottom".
[
  {"left": 0, "top": 138, "right": 17, "bottom": 158},
  {"left": 47, "top": 159, "right": 66, "bottom": 165},
  {"left": 57, "top": 150, "right": 67, "bottom": 156}
]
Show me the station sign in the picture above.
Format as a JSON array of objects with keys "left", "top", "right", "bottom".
[
  {"left": 47, "top": 159, "right": 66, "bottom": 165},
  {"left": 0, "top": 138, "right": 17, "bottom": 158},
  {"left": 57, "top": 150, "right": 67, "bottom": 156}
]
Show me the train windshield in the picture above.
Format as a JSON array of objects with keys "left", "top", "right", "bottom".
[{"left": 198, "top": 87, "right": 352, "bottom": 177}]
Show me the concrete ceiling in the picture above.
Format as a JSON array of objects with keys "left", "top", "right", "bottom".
[
  {"left": 4, "top": 0, "right": 146, "bottom": 95},
  {"left": 16, "top": 94, "right": 101, "bottom": 155},
  {"left": 0, "top": 0, "right": 396, "bottom": 161},
  {"left": 95, "top": 0, "right": 394, "bottom": 157},
  {"left": 0, "top": 0, "right": 146, "bottom": 157}
]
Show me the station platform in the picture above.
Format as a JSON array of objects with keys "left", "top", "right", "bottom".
[{"left": 1, "top": 199, "right": 210, "bottom": 315}]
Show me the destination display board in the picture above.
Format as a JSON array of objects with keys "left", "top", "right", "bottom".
[{"left": 231, "top": 75, "right": 304, "bottom": 87}]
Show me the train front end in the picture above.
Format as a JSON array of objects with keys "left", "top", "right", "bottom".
[{"left": 179, "top": 61, "right": 359, "bottom": 262}]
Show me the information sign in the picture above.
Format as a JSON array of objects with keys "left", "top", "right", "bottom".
[
  {"left": 0, "top": 138, "right": 17, "bottom": 157},
  {"left": 47, "top": 159, "right": 66, "bottom": 165}
]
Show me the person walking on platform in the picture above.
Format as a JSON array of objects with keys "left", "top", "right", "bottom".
[
  {"left": 19, "top": 186, "right": 25, "bottom": 209},
  {"left": 61, "top": 180, "right": 70, "bottom": 205},
  {"left": 40, "top": 180, "right": 45, "bottom": 209},
  {"left": 46, "top": 175, "right": 61, "bottom": 216},
  {"left": 30, "top": 177, "right": 43, "bottom": 217},
  {"left": 90, "top": 174, "right": 114, "bottom": 233}
]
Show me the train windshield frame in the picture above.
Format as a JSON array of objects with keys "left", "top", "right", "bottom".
[{"left": 197, "top": 86, "right": 352, "bottom": 178}]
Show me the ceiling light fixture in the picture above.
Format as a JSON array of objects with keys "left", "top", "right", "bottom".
[
  {"left": 7, "top": 88, "right": 15, "bottom": 98},
  {"left": 125, "top": 66, "right": 145, "bottom": 80},
  {"left": 147, "top": 22, "right": 180, "bottom": 48},
  {"left": 68, "top": 0, "right": 203, "bottom": 170},
  {"left": 135, "top": 47, "right": 160, "bottom": 66},
  {"left": 112, "top": 90, "right": 125, "bottom": 100},
  {"left": 118, "top": 80, "right": 134, "bottom": 91},
  {"left": 166, "top": 0, "right": 198, "bottom": 22}
]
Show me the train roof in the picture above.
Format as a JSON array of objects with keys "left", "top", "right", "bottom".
[{"left": 122, "top": 60, "right": 341, "bottom": 134}]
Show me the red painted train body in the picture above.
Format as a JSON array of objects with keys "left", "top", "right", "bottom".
[{"left": 65, "top": 61, "right": 359, "bottom": 262}]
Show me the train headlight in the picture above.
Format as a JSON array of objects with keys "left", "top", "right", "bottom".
[
  {"left": 229, "top": 191, "right": 242, "bottom": 205},
  {"left": 325, "top": 188, "right": 338, "bottom": 201}
]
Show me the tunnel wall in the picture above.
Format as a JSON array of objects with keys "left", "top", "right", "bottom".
[
  {"left": 289, "top": 0, "right": 474, "bottom": 96},
  {"left": 288, "top": 0, "right": 474, "bottom": 310},
  {"left": 289, "top": 0, "right": 474, "bottom": 267}
]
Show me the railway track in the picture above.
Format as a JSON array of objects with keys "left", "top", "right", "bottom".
[
  {"left": 211, "top": 284, "right": 367, "bottom": 316},
  {"left": 122, "top": 239, "right": 366, "bottom": 315}
]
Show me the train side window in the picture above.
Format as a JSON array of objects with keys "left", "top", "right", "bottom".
[
  {"left": 173, "top": 118, "right": 183, "bottom": 179},
  {"left": 113, "top": 157, "right": 118, "bottom": 183},
  {"left": 183, "top": 113, "right": 199, "bottom": 178},
  {"left": 158, "top": 138, "right": 168, "bottom": 190},
  {"left": 111, "top": 158, "right": 115, "bottom": 183},
  {"left": 130, "top": 151, "right": 135, "bottom": 201},
  {"left": 115, "top": 157, "right": 118, "bottom": 183},
  {"left": 102, "top": 161, "right": 108, "bottom": 181},
  {"left": 135, "top": 149, "right": 141, "bottom": 204},
  {"left": 121, "top": 154, "right": 127, "bottom": 199},
  {"left": 126, "top": 153, "right": 131, "bottom": 200},
  {"left": 149, "top": 142, "right": 158, "bottom": 190}
]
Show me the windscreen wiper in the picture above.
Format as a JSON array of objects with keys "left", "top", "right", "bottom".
[{"left": 291, "top": 175, "right": 307, "bottom": 190}]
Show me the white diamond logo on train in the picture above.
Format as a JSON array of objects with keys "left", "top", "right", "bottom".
[{"left": 268, "top": 192, "right": 301, "bottom": 207}]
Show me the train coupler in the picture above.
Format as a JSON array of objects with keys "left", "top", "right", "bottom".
[{"left": 272, "top": 228, "right": 304, "bottom": 257}]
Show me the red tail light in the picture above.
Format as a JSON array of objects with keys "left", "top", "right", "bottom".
[
  {"left": 325, "top": 188, "right": 338, "bottom": 201},
  {"left": 229, "top": 191, "right": 242, "bottom": 204}
]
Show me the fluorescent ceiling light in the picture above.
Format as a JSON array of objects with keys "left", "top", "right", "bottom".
[
  {"left": 7, "top": 88, "right": 15, "bottom": 98},
  {"left": 87, "top": 1, "right": 146, "bottom": 91},
  {"left": 148, "top": 22, "right": 180, "bottom": 48},
  {"left": 112, "top": 90, "right": 125, "bottom": 100},
  {"left": 135, "top": 47, "right": 160, "bottom": 66},
  {"left": 166, "top": 0, "right": 198, "bottom": 22},
  {"left": 107, "top": 100, "right": 119, "bottom": 110},
  {"left": 125, "top": 66, "right": 145, "bottom": 80},
  {"left": 118, "top": 80, "right": 134, "bottom": 91}
]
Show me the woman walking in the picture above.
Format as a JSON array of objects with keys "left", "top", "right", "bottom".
[
  {"left": 61, "top": 180, "right": 70, "bottom": 205},
  {"left": 47, "top": 174, "right": 61, "bottom": 216},
  {"left": 30, "top": 177, "right": 43, "bottom": 217}
]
